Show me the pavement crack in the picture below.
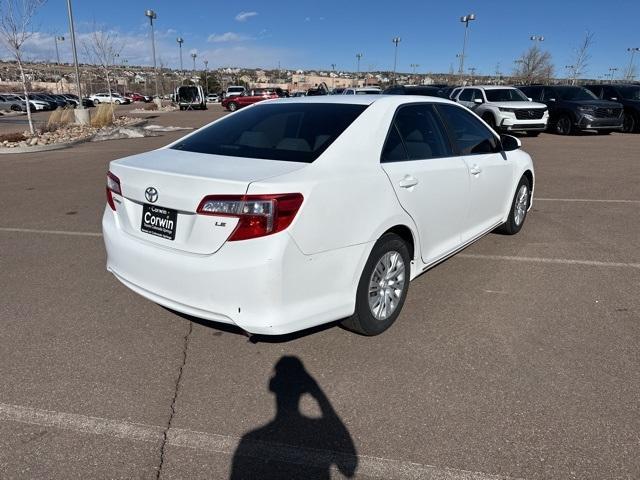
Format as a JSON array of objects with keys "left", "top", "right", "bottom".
[{"left": 155, "top": 320, "right": 193, "bottom": 480}]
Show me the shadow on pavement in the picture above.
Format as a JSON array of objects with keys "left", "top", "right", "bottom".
[{"left": 229, "top": 356, "right": 357, "bottom": 479}]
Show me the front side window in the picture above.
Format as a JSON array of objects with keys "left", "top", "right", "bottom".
[
  {"left": 436, "top": 104, "right": 500, "bottom": 155},
  {"left": 617, "top": 86, "right": 640, "bottom": 100},
  {"left": 171, "top": 103, "right": 367, "bottom": 163},
  {"left": 553, "top": 87, "right": 598, "bottom": 101},
  {"left": 458, "top": 89, "right": 473, "bottom": 102},
  {"left": 381, "top": 104, "right": 452, "bottom": 162}
]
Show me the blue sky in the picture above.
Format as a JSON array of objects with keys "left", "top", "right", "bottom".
[{"left": 11, "top": 0, "right": 640, "bottom": 78}]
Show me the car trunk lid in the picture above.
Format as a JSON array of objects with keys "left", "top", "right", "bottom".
[{"left": 109, "top": 149, "right": 306, "bottom": 254}]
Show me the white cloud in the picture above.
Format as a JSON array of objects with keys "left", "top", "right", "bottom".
[
  {"left": 235, "top": 11, "right": 258, "bottom": 22},
  {"left": 207, "top": 32, "right": 250, "bottom": 43}
]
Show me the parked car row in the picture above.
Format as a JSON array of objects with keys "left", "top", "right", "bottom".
[{"left": 0, "top": 92, "right": 94, "bottom": 112}]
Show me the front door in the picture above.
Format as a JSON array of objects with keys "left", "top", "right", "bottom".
[{"left": 381, "top": 104, "right": 470, "bottom": 263}]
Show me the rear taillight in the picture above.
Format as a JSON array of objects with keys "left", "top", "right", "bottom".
[
  {"left": 196, "top": 193, "right": 304, "bottom": 241},
  {"left": 106, "top": 171, "right": 121, "bottom": 211}
]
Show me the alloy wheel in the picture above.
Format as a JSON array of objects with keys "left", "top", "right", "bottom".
[
  {"left": 368, "top": 251, "right": 406, "bottom": 321},
  {"left": 622, "top": 113, "right": 635, "bottom": 133},
  {"left": 514, "top": 184, "right": 529, "bottom": 226}
]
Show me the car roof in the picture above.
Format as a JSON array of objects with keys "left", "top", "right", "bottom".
[
  {"left": 466, "top": 85, "right": 520, "bottom": 90},
  {"left": 262, "top": 94, "right": 460, "bottom": 108}
]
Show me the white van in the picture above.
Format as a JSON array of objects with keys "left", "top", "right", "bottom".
[
  {"left": 225, "top": 86, "right": 245, "bottom": 98},
  {"left": 175, "top": 85, "right": 206, "bottom": 110}
]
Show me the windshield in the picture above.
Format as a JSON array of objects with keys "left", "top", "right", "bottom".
[
  {"left": 171, "top": 103, "right": 367, "bottom": 163},
  {"left": 554, "top": 87, "right": 597, "bottom": 101},
  {"left": 356, "top": 90, "right": 380, "bottom": 95},
  {"left": 485, "top": 88, "right": 529, "bottom": 102},
  {"left": 227, "top": 87, "right": 244, "bottom": 93},
  {"left": 617, "top": 86, "right": 640, "bottom": 100}
]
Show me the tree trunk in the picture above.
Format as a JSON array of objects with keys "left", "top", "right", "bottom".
[
  {"left": 105, "top": 70, "right": 115, "bottom": 121},
  {"left": 17, "top": 57, "right": 35, "bottom": 136}
]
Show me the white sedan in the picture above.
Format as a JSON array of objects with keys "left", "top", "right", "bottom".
[
  {"left": 103, "top": 96, "right": 534, "bottom": 336},
  {"left": 89, "top": 93, "right": 130, "bottom": 105}
]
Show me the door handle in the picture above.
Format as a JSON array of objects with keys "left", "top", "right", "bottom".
[
  {"left": 398, "top": 175, "right": 419, "bottom": 188},
  {"left": 469, "top": 164, "right": 482, "bottom": 175}
]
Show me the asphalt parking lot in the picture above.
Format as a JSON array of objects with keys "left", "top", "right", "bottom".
[{"left": 0, "top": 104, "right": 638, "bottom": 480}]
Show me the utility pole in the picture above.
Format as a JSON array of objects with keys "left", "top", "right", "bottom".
[
  {"left": 203, "top": 59, "right": 208, "bottom": 94},
  {"left": 66, "top": 0, "right": 88, "bottom": 123},
  {"left": 410, "top": 63, "right": 419, "bottom": 84},
  {"left": 608, "top": 67, "right": 618, "bottom": 81},
  {"left": 145, "top": 9, "right": 159, "bottom": 99},
  {"left": 54, "top": 36, "right": 64, "bottom": 92},
  {"left": 458, "top": 13, "right": 476, "bottom": 76},
  {"left": 330, "top": 63, "right": 336, "bottom": 88},
  {"left": 176, "top": 37, "right": 184, "bottom": 73},
  {"left": 392, "top": 37, "right": 401, "bottom": 85}
]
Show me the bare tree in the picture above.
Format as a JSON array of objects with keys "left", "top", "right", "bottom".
[
  {"left": 84, "top": 25, "right": 122, "bottom": 105},
  {"left": 0, "top": 0, "right": 47, "bottom": 135},
  {"left": 513, "top": 45, "right": 554, "bottom": 84},
  {"left": 568, "top": 31, "right": 595, "bottom": 85}
]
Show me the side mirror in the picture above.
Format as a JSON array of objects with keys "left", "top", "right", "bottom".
[
  {"left": 500, "top": 134, "right": 521, "bottom": 152},
  {"left": 548, "top": 98, "right": 556, "bottom": 102},
  {"left": 474, "top": 98, "right": 483, "bottom": 104},
  {"left": 527, "top": 97, "right": 533, "bottom": 102},
  {"left": 610, "top": 97, "right": 618, "bottom": 101}
]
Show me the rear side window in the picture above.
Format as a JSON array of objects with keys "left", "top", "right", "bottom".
[
  {"left": 436, "top": 104, "right": 500, "bottom": 155},
  {"left": 520, "top": 86, "right": 542, "bottom": 101},
  {"left": 458, "top": 89, "right": 473, "bottom": 102},
  {"left": 171, "top": 103, "right": 367, "bottom": 163},
  {"left": 382, "top": 104, "right": 452, "bottom": 162}
]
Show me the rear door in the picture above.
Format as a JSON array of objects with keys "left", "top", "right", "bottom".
[
  {"left": 381, "top": 103, "right": 470, "bottom": 263},
  {"left": 436, "top": 103, "right": 514, "bottom": 239}
]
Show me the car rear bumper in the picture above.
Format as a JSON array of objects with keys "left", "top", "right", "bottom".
[{"left": 103, "top": 207, "right": 369, "bottom": 335}]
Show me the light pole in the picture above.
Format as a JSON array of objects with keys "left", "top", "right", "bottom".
[
  {"left": 458, "top": 13, "right": 476, "bottom": 76},
  {"left": 145, "top": 9, "right": 159, "bottom": 99},
  {"left": 65, "top": 0, "right": 86, "bottom": 117},
  {"left": 392, "top": 37, "right": 401, "bottom": 85},
  {"left": 203, "top": 59, "right": 208, "bottom": 94},
  {"left": 530, "top": 35, "right": 545, "bottom": 43},
  {"left": 608, "top": 67, "right": 618, "bottom": 81},
  {"left": 53, "top": 35, "right": 65, "bottom": 92},
  {"left": 176, "top": 37, "right": 184, "bottom": 73},
  {"left": 564, "top": 65, "right": 575, "bottom": 82},
  {"left": 410, "top": 63, "right": 419, "bottom": 84},
  {"left": 469, "top": 67, "right": 477, "bottom": 82},
  {"left": 330, "top": 63, "right": 336, "bottom": 88},
  {"left": 626, "top": 47, "right": 640, "bottom": 80},
  {"left": 355, "top": 53, "right": 363, "bottom": 87},
  {"left": 191, "top": 52, "right": 197, "bottom": 74}
]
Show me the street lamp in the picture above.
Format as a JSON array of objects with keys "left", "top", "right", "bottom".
[
  {"left": 330, "top": 63, "right": 336, "bottom": 88},
  {"left": 176, "top": 37, "right": 184, "bottom": 72},
  {"left": 392, "top": 37, "right": 401, "bottom": 85},
  {"left": 203, "top": 59, "right": 208, "bottom": 94},
  {"left": 144, "top": 9, "right": 159, "bottom": 99},
  {"left": 191, "top": 52, "right": 197, "bottom": 80},
  {"left": 608, "top": 67, "right": 618, "bottom": 81},
  {"left": 626, "top": 47, "right": 640, "bottom": 80},
  {"left": 355, "top": 53, "right": 363, "bottom": 87},
  {"left": 530, "top": 35, "right": 545, "bottom": 42},
  {"left": 53, "top": 35, "right": 65, "bottom": 92},
  {"left": 410, "top": 63, "right": 419, "bottom": 84},
  {"left": 458, "top": 13, "right": 476, "bottom": 76},
  {"left": 564, "top": 64, "right": 575, "bottom": 82},
  {"left": 65, "top": 0, "right": 86, "bottom": 116}
]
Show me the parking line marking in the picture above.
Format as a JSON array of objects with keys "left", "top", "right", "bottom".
[
  {"left": 536, "top": 198, "right": 640, "bottom": 204},
  {"left": 458, "top": 253, "right": 640, "bottom": 269},
  {"left": 0, "top": 402, "right": 519, "bottom": 480},
  {"left": 0, "top": 227, "right": 102, "bottom": 237}
]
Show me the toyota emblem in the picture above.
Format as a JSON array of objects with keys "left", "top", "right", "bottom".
[{"left": 145, "top": 187, "right": 158, "bottom": 203}]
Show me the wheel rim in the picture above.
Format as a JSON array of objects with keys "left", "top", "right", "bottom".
[
  {"left": 229, "top": 103, "right": 237, "bottom": 111},
  {"left": 623, "top": 113, "right": 635, "bottom": 133},
  {"left": 557, "top": 117, "right": 570, "bottom": 134},
  {"left": 514, "top": 184, "right": 529, "bottom": 226},
  {"left": 368, "top": 251, "right": 406, "bottom": 321}
]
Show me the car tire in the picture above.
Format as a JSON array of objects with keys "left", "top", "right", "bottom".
[
  {"left": 496, "top": 176, "right": 531, "bottom": 235},
  {"left": 10, "top": 104, "right": 21, "bottom": 112},
  {"left": 341, "top": 233, "right": 411, "bottom": 336},
  {"left": 622, "top": 112, "right": 637, "bottom": 133},
  {"left": 227, "top": 102, "right": 238, "bottom": 112},
  {"left": 597, "top": 130, "right": 613, "bottom": 135},
  {"left": 555, "top": 115, "right": 573, "bottom": 135},
  {"left": 94, "top": 99, "right": 100, "bottom": 104},
  {"left": 115, "top": 100, "right": 121, "bottom": 105}
]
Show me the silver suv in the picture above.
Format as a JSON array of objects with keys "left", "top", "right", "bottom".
[{"left": 452, "top": 86, "right": 549, "bottom": 136}]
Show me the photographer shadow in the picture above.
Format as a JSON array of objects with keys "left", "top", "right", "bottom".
[{"left": 230, "top": 356, "right": 357, "bottom": 479}]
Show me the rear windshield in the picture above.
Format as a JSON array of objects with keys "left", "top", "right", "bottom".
[{"left": 171, "top": 103, "right": 368, "bottom": 163}]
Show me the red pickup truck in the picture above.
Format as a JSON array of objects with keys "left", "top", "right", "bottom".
[{"left": 222, "top": 89, "right": 279, "bottom": 112}]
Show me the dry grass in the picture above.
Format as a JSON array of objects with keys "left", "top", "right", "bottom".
[
  {"left": 91, "top": 104, "right": 115, "bottom": 128},
  {"left": 61, "top": 108, "right": 75, "bottom": 124},
  {"left": 143, "top": 102, "right": 158, "bottom": 111},
  {"left": 47, "top": 107, "right": 64, "bottom": 129},
  {"left": 0, "top": 132, "right": 26, "bottom": 143}
]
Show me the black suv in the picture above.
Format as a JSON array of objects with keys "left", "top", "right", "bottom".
[
  {"left": 584, "top": 84, "right": 640, "bottom": 133},
  {"left": 519, "top": 85, "right": 623, "bottom": 135},
  {"left": 383, "top": 85, "right": 450, "bottom": 98}
]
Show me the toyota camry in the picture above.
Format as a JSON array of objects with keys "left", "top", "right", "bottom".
[{"left": 103, "top": 95, "right": 534, "bottom": 336}]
